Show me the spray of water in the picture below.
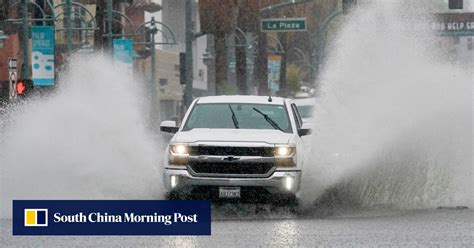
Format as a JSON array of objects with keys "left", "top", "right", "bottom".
[
  {"left": 0, "top": 1, "right": 471, "bottom": 220},
  {"left": 0, "top": 55, "right": 163, "bottom": 218},
  {"left": 302, "top": 0, "right": 472, "bottom": 209}
]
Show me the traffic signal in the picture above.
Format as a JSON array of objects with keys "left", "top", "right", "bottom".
[
  {"left": 16, "top": 81, "right": 25, "bottom": 95},
  {"left": 342, "top": 0, "right": 357, "bottom": 15},
  {"left": 179, "top": 52, "right": 186, "bottom": 85},
  {"left": 145, "top": 28, "right": 153, "bottom": 50},
  {"left": 449, "top": 0, "right": 463, "bottom": 9},
  {"left": 16, "top": 79, "right": 33, "bottom": 96}
]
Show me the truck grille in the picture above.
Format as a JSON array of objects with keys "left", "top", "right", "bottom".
[
  {"left": 189, "top": 146, "right": 274, "bottom": 157},
  {"left": 189, "top": 162, "right": 274, "bottom": 176}
]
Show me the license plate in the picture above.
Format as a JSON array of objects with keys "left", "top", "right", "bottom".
[{"left": 219, "top": 187, "right": 241, "bottom": 198}]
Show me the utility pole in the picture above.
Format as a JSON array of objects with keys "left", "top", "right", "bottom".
[
  {"left": 184, "top": 0, "right": 193, "bottom": 108},
  {"left": 133, "top": 16, "right": 177, "bottom": 130},
  {"left": 21, "top": 0, "right": 29, "bottom": 80},
  {"left": 106, "top": 0, "right": 113, "bottom": 51},
  {"left": 65, "top": 0, "right": 73, "bottom": 53},
  {"left": 245, "top": 33, "right": 257, "bottom": 95},
  {"left": 150, "top": 17, "right": 158, "bottom": 122}
]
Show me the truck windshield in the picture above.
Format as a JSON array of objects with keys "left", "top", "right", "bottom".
[{"left": 183, "top": 103, "right": 292, "bottom": 133}]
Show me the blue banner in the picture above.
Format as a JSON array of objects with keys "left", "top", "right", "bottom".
[
  {"left": 268, "top": 55, "right": 281, "bottom": 93},
  {"left": 13, "top": 200, "right": 211, "bottom": 235},
  {"left": 31, "top": 26, "right": 55, "bottom": 86},
  {"left": 113, "top": 39, "right": 134, "bottom": 76}
]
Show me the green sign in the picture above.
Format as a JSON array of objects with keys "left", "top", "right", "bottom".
[
  {"left": 261, "top": 18, "right": 307, "bottom": 32},
  {"left": 432, "top": 13, "right": 474, "bottom": 36}
]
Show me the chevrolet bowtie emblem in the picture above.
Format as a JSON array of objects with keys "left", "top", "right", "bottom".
[{"left": 222, "top": 156, "right": 240, "bottom": 162}]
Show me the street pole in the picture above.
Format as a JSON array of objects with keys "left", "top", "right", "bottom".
[
  {"left": 245, "top": 56, "right": 252, "bottom": 95},
  {"left": 184, "top": 0, "right": 193, "bottom": 108},
  {"left": 150, "top": 17, "right": 157, "bottom": 121},
  {"left": 21, "top": 0, "right": 29, "bottom": 80},
  {"left": 245, "top": 42, "right": 254, "bottom": 95},
  {"left": 107, "top": 0, "right": 113, "bottom": 51},
  {"left": 65, "top": 0, "right": 73, "bottom": 53},
  {"left": 226, "top": 34, "right": 237, "bottom": 87}
]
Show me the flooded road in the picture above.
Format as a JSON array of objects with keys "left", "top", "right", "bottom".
[{"left": 2, "top": 208, "right": 472, "bottom": 246}]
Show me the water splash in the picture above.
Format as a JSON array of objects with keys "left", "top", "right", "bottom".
[
  {"left": 0, "top": 54, "right": 163, "bottom": 218},
  {"left": 302, "top": 0, "right": 473, "bottom": 209}
]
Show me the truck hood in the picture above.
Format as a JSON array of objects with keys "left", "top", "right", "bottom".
[{"left": 173, "top": 129, "right": 293, "bottom": 145}]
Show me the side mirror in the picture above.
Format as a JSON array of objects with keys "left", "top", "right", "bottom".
[
  {"left": 298, "top": 128, "right": 312, "bottom": 137},
  {"left": 298, "top": 123, "right": 312, "bottom": 136},
  {"left": 160, "top": 120, "right": 179, "bottom": 133}
]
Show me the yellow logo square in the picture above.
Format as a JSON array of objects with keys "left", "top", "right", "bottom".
[{"left": 24, "top": 209, "right": 48, "bottom": 227}]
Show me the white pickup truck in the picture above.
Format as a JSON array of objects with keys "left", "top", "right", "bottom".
[{"left": 160, "top": 95, "right": 311, "bottom": 204}]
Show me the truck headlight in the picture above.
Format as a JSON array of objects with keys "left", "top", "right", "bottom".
[
  {"left": 275, "top": 145, "right": 296, "bottom": 167},
  {"left": 168, "top": 144, "right": 189, "bottom": 165},
  {"left": 170, "top": 144, "right": 188, "bottom": 155},
  {"left": 276, "top": 146, "right": 290, "bottom": 156},
  {"left": 274, "top": 145, "right": 295, "bottom": 157}
]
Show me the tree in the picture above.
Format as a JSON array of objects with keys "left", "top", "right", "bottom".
[
  {"left": 93, "top": 0, "right": 105, "bottom": 51},
  {"left": 286, "top": 64, "right": 305, "bottom": 94},
  {"left": 199, "top": 0, "right": 338, "bottom": 96}
]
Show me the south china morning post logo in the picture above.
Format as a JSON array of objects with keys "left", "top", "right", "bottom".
[
  {"left": 13, "top": 200, "right": 211, "bottom": 235},
  {"left": 52, "top": 211, "right": 197, "bottom": 225},
  {"left": 24, "top": 209, "right": 48, "bottom": 227},
  {"left": 23, "top": 209, "right": 194, "bottom": 226}
]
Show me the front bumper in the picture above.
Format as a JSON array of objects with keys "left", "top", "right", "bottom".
[{"left": 163, "top": 168, "right": 301, "bottom": 195}]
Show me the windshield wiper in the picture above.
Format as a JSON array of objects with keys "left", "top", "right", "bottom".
[
  {"left": 252, "top": 107, "right": 283, "bottom": 132},
  {"left": 228, "top": 104, "right": 239, "bottom": 129}
]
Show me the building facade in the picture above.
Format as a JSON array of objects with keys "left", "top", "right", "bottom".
[{"left": 152, "top": 0, "right": 209, "bottom": 96}]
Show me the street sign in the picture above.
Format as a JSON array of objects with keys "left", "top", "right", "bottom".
[
  {"left": 432, "top": 13, "right": 474, "bottom": 36},
  {"left": 8, "top": 57, "right": 18, "bottom": 100},
  {"left": 261, "top": 18, "right": 307, "bottom": 32},
  {"left": 8, "top": 58, "right": 17, "bottom": 70},
  {"left": 8, "top": 70, "right": 17, "bottom": 100}
]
